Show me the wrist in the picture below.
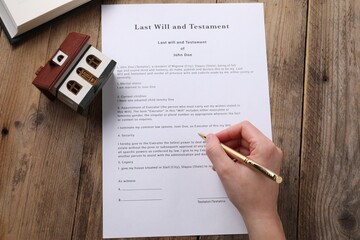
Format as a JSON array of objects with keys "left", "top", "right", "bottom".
[{"left": 243, "top": 211, "right": 285, "bottom": 240}]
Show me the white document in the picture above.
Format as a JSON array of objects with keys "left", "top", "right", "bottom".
[{"left": 102, "top": 3, "right": 272, "bottom": 238}]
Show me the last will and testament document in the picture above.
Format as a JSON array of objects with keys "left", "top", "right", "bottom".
[{"left": 102, "top": 3, "right": 272, "bottom": 238}]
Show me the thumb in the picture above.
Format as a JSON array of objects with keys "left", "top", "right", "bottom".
[{"left": 205, "top": 134, "right": 234, "bottom": 173}]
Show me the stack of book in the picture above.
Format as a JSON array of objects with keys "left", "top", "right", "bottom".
[{"left": 0, "top": 0, "right": 91, "bottom": 44}]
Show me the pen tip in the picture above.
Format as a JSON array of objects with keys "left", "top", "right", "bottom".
[{"left": 198, "top": 133, "right": 207, "bottom": 140}]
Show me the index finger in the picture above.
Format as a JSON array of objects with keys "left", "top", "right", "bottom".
[{"left": 216, "top": 121, "right": 270, "bottom": 145}]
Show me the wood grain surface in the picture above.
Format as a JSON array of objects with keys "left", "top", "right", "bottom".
[
  {"left": 299, "top": 0, "right": 360, "bottom": 239},
  {"left": 0, "top": 0, "right": 359, "bottom": 239}
]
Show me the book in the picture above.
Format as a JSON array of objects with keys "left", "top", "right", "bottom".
[
  {"left": 0, "top": 0, "right": 91, "bottom": 44},
  {"left": 102, "top": 3, "right": 271, "bottom": 238}
]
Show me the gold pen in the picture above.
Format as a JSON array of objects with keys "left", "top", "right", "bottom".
[{"left": 198, "top": 133, "right": 283, "bottom": 184}]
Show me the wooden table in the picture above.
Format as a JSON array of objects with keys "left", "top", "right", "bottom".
[{"left": 1, "top": 1, "right": 359, "bottom": 239}]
